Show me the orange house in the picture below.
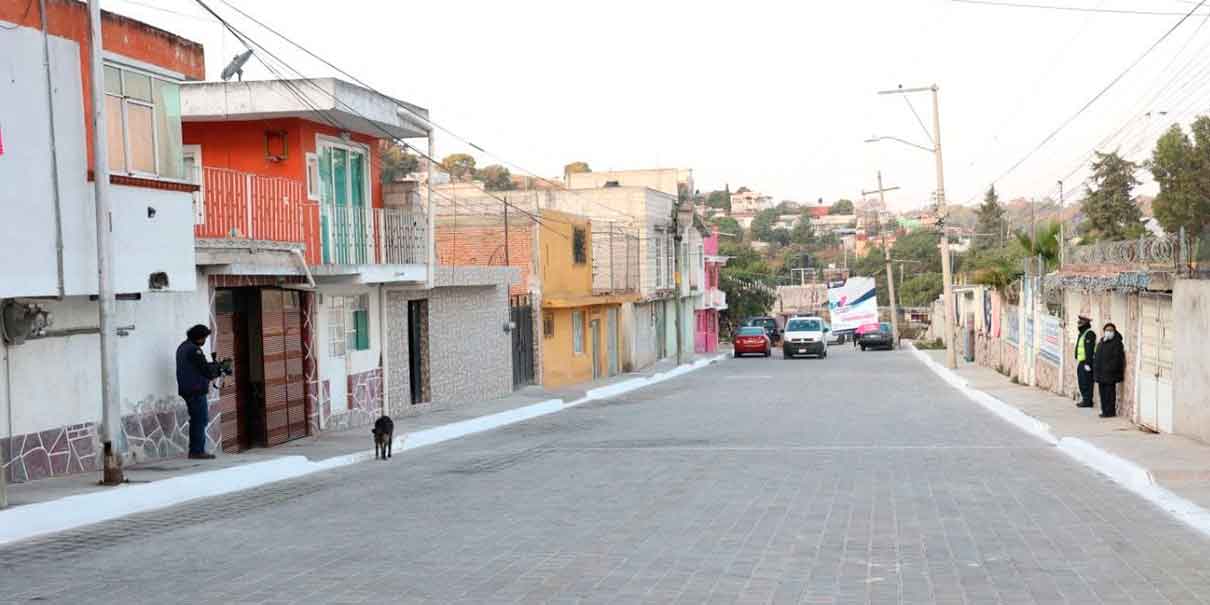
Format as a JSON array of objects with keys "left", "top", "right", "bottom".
[{"left": 178, "top": 78, "right": 434, "bottom": 451}]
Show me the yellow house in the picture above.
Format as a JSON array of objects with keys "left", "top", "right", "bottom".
[{"left": 538, "top": 210, "right": 637, "bottom": 388}]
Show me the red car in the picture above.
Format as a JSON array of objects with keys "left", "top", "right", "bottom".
[{"left": 733, "top": 326, "right": 772, "bottom": 357}]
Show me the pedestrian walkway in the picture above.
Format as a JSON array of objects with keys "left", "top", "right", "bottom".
[
  {"left": 0, "top": 355, "right": 722, "bottom": 545},
  {"left": 916, "top": 346, "right": 1210, "bottom": 535}
]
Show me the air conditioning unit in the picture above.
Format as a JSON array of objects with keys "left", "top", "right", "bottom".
[{"left": 2, "top": 301, "right": 52, "bottom": 345}]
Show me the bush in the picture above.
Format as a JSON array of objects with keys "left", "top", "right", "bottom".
[{"left": 913, "top": 337, "right": 945, "bottom": 350}]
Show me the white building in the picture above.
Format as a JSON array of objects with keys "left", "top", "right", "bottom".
[{"left": 730, "top": 191, "right": 774, "bottom": 214}]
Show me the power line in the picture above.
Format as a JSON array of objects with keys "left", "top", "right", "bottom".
[
  {"left": 952, "top": 0, "right": 1210, "bottom": 16},
  {"left": 979, "top": 0, "right": 1208, "bottom": 193},
  {"left": 212, "top": 0, "right": 641, "bottom": 226}
]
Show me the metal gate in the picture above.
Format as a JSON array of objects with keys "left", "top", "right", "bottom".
[
  {"left": 214, "top": 292, "right": 241, "bottom": 453},
  {"left": 1138, "top": 294, "right": 1174, "bottom": 433},
  {"left": 510, "top": 295, "right": 535, "bottom": 388}
]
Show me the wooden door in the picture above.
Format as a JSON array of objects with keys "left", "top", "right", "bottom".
[
  {"left": 284, "top": 291, "right": 308, "bottom": 440},
  {"left": 213, "top": 290, "right": 241, "bottom": 453},
  {"left": 261, "top": 290, "right": 290, "bottom": 446}
]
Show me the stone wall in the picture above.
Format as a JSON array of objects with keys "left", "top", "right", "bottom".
[{"left": 386, "top": 281, "right": 512, "bottom": 417}]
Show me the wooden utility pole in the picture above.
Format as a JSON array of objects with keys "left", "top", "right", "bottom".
[{"left": 862, "top": 172, "right": 901, "bottom": 348}]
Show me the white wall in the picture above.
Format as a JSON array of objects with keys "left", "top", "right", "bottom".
[
  {"left": 0, "top": 25, "right": 195, "bottom": 298},
  {"left": 1173, "top": 279, "right": 1210, "bottom": 444},
  {"left": 1, "top": 272, "right": 210, "bottom": 438},
  {"left": 315, "top": 284, "right": 383, "bottom": 416}
]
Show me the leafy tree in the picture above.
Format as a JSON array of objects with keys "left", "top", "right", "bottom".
[
  {"left": 749, "top": 208, "right": 782, "bottom": 242},
  {"left": 705, "top": 190, "right": 731, "bottom": 211},
  {"left": 475, "top": 164, "right": 514, "bottom": 191},
  {"left": 891, "top": 230, "right": 945, "bottom": 274},
  {"left": 1081, "top": 151, "right": 1142, "bottom": 241},
  {"left": 380, "top": 143, "right": 419, "bottom": 183},
  {"left": 791, "top": 212, "right": 815, "bottom": 245},
  {"left": 1149, "top": 118, "right": 1210, "bottom": 239},
  {"left": 769, "top": 228, "right": 792, "bottom": 247},
  {"left": 899, "top": 272, "right": 943, "bottom": 307},
  {"left": 440, "top": 153, "right": 477, "bottom": 182},
  {"left": 736, "top": 186, "right": 751, "bottom": 194},
  {"left": 829, "top": 199, "right": 855, "bottom": 215},
  {"left": 718, "top": 239, "right": 777, "bottom": 324},
  {"left": 563, "top": 161, "right": 591, "bottom": 175},
  {"left": 974, "top": 185, "right": 1007, "bottom": 250},
  {"left": 1015, "top": 220, "right": 1061, "bottom": 270},
  {"left": 966, "top": 243, "right": 1025, "bottom": 294},
  {"left": 709, "top": 215, "right": 741, "bottom": 238}
]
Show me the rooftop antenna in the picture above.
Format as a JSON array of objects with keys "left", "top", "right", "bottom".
[{"left": 221, "top": 49, "right": 254, "bottom": 82}]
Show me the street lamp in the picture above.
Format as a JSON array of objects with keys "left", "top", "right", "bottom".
[{"left": 867, "top": 83, "right": 958, "bottom": 369}]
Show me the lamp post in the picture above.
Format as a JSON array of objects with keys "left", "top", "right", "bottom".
[
  {"left": 867, "top": 84, "right": 957, "bottom": 369},
  {"left": 862, "top": 172, "right": 901, "bottom": 349}
]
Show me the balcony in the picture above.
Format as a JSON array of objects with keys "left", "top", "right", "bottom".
[
  {"left": 194, "top": 167, "right": 429, "bottom": 280},
  {"left": 704, "top": 288, "right": 727, "bottom": 310}
]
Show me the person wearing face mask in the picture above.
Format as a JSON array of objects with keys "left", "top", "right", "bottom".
[
  {"left": 1074, "top": 315, "right": 1096, "bottom": 408},
  {"left": 1092, "top": 322, "right": 1126, "bottom": 418}
]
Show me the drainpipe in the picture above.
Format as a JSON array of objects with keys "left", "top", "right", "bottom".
[
  {"left": 1, "top": 332, "right": 10, "bottom": 508},
  {"left": 289, "top": 249, "right": 317, "bottom": 288},
  {"left": 378, "top": 285, "right": 389, "bottom": 416},
  {"left": 40, "top": 0, "right": 66, "bottom": 298},
  {"left": 425, "top": 129, "right": 436, "bottom": 290}
]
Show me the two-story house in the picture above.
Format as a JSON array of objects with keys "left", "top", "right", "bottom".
[
  {"left": 179, "top": 78, "right": 516, "bottom": 451},
  {"left": 1, "top": 2, "right": 207, "bottom": 482},
  {"left": 696, "top": 227, "right": 728, "bottom": 354}
]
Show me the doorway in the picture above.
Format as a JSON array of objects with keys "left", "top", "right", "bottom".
[
  {"left": 590, "top": 318, "right": 602, "bottom": 380},
  {"left": 606, "top": 307, "right": 618, "bottom": 377},
  {"left": 407, "top": 299, "right": 431, "bottom": 404}
]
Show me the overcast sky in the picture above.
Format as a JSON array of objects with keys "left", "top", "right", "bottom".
[{"left": 106, "top": 0, "right": 1210, "bottom": 210}]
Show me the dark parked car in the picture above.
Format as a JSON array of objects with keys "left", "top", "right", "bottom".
[
  {"left": 733, "top": 326, "right": 772, "bottom": 357},
  {"left": 860, "top": 322, "right": 894, "bottom": 351},
  {"left": 745, "top": 316, "right": 781, "bottom": 345}
]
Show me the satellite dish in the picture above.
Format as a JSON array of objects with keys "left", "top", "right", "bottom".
[{"left": 221, "top": 49, "right": 254, "bottom": 82}]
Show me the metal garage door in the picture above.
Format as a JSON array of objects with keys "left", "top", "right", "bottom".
[{"left": 1138, "top": 295, "right": 1174, "bottom": 433}]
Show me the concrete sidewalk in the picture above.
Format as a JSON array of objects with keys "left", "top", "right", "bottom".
[
  {"left": 914, "top": 345, "right": 1210, "bottom": 536},
  {"left": 0, "top": 355, "right": 723, "bottom": 545}
]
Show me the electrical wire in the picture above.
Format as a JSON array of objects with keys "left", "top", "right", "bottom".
[
  {"left": 212, "top": 0, "right": 643, "bottom": 226},
  {"left": 952, "top": 0, "right": 1210, "bottom": 16},
  {"left": 978, "top": 0, "right": 1209, "bottom": 194}
]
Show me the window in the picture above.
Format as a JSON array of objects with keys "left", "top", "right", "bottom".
[
  {"left": 654, "top": 237, "right": 664, "bottom": 288},
  {"left": 305, "top": 152, "right": 321, "bottom": 200},
  {"left": 786, "top": 318, "right": 822, "bottom": 332},
  {"left": 572, "top": 227, "right": 587, "bottom": 265},
  {"left": 329, "top": 295, "right": 370, "bottom": 356},
  {"left": 543, "top": 312, "right": 554, "bottom": 338},
  {"left": 102, "top": 63, "right": 183, "bottom": 179},
  {"left": 572, "top": 311, "right": 584, "bottom": 354},
  {"left": 317, "top": 140, "right": 368, "bottom": 207},
  {"left": 346, "top": 294, "right": 370, "bottom": 352},
  {"left": 328, "top": 297, "right": 347, "bottom": 357}
]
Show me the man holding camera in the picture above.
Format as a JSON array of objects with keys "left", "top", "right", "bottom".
[{"left": 176, "top": 324, "right": 229, "bottom": 459}]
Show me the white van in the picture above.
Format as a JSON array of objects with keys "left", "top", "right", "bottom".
[{"left": 782, "top": 316, "right": 829, "bottom": 359}]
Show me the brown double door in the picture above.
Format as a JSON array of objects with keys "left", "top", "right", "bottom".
[{"left": 214, "top": 288, "right": 309, "bottom": 452}]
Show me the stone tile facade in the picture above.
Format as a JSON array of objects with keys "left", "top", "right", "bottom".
[
  {"left": 121, "top": 397, "right": 221, "bottom": 464},
  {"left": 2, "top": 423, "right": 96, "bottom": 483},
  {"left": 322, "top": 368, "right": 383, "bottom": 431},
  {"left": 386, "top": 277, "right": 513, "bottom": 417}
]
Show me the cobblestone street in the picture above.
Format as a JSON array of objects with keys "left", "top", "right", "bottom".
[{"left": 3, "top": 347, "right": 1210, "bottom": 604}]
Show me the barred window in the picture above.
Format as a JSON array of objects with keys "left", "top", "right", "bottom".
[
  {"left": 573, "top": 227, "right": 587, "bottom": 264},
  {"left": 543, "top": 312, "right": 554, "bottom": 338}
]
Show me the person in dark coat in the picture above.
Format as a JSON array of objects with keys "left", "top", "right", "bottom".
[
  {"left": 1092, "top": 322, "right": 1126, "bottom": 418},
  {"left": 176, "top": 324, "right": 223, "bottom": 459},
  {"left": 1074, "top": 315, "right": 1096, "bottom": 408}
]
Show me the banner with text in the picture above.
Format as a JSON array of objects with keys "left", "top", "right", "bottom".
[
  {"left": 827, "top": 276, "right": 879, "bottom": 332},
  {"left": 1039, "top": 314, "right": 1062, "bottom": 366}
]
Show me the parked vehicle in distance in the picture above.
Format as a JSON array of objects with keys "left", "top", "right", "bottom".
[
  {"left": 733, "top": 326, "right": 772, "bottom": 357},
  {"left": 825, "top": 322, "right": 844, "bottom": 345},
  {"left": 783, "top": 316, "right": 829, "bottom": 359},
  {"left": 860, "top": 322, "right": 894, "bottom": 351},
  {"left": 745, "top": 316, "right": 782, "bottom": 345}
]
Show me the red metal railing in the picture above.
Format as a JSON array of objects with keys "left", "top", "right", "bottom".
[{"left": 194, "top": 167, "right": 318, "bottom": 260}]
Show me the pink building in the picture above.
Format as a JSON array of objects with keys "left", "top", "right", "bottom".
[{"left": 695, "top": 227, "right": 728, "bottom": 353}]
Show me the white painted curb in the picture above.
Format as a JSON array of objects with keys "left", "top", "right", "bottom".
[
  {"left": 0, "top": 355, "right": 725, "bottom": 545},
  {"left": 909, "top": 343, "right": 1210, "bottom": 539}
]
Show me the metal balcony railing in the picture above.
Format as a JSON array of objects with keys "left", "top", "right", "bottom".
[
  {"left": 377, "top": 207, "right": 428, "bottom": 265},
  {"left": 591, "top": 227, "right": 640, "bottom": 295},
  {"left": 194, "top": 167, "right": 321, "bottom": 264}
]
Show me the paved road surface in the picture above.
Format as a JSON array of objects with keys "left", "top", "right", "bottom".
[{"left": 3, "top": 347, "right": 1210, "bottom": 604}]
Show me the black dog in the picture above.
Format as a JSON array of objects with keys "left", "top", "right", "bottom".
[{"left": 372, "top": 415, "right": 394, "bottom": 460}]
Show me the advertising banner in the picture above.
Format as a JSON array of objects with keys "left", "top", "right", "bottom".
[
  {"left": 1039, "top": 314, "right": 1062, "bottom": 366},
  {"left": 1005, "top": 305, "right": 1019, "bottom": 344},
  {"left": 827, "top": 276, "right": 879, "bottom": 332}
]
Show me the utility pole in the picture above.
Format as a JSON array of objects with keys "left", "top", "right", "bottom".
[
  {"left": 87, "top": 0, "right": 124, "bottom": 484},
  {"left": 862, "top": 171, "right": 900, "bottom": 348},
  {"left": 503, "top": 194, "right": 510, "bottom": 267},
  {"left": 1057, "top": 180, "right": 1064, "bottom": 267}
]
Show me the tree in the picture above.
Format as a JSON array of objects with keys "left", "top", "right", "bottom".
[
  {"left": 790, "top": 212, "right": 815, "bottom": 245},
  {"left": 705, "top": 190, "right": 731, "bottom": 211},
  {"left": 974, "top": 185, "right": 1007, "bottom": 250},
  {"left": 749, "top": 208, "right": 781, "bottom": 242},
  {"left": 891, "top": 230, "right": 945, "bottom": 274},
  {"left": 563, "top": 161, "right": 591, "bottom": 175},
  {"left": 1015, "top": 220, "right": 1061, "bottom": 270},
  {"left": 476, "top": 164, "right": 514, "bottom": 191},
  {"left": 1081, "top": 151, "right": 1142, "bottom": 241},
  {"left": 379, "top": 143, "right": 419, "bottom": 183},
  {"left": 719, "top": 240, "right": 776, "bottom": 325},
  {"left": 829, "top": 199, "right": 855, "bottom": 215},
  {"left": 1150, "top": 118, "right": 1210, "bottom": 239},
  {"left": 440, "top": 153, "right": 477, "bottom": 182},
  {"left": 899, "top": 273, "right": 944, "bottom": 307},
  {"left": 709, "top": 215, "right": 741, "bottom": 238},
  {"left": 736, "top": 186, "right": 751, "bottom": 194}
]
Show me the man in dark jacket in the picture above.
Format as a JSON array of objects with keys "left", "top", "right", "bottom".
[
  {"left": 176, "top": 325, "right": 223, "bottom": 459},
  {"left": 1074, "top": 315, "right": 1096, "bottom": 408},
  {"left": 1092, "top": 322, "right": 1126, "bottom": 418}
]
